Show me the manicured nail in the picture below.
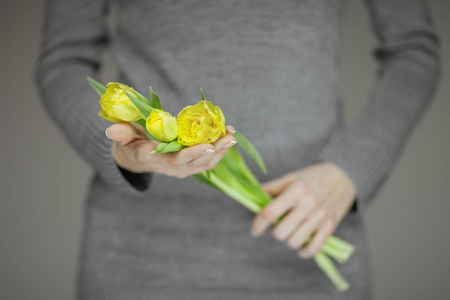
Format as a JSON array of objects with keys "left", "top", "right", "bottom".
[
  {"left": 223, "top": 140, "right": 237, "bottom": 149},
  {"left": 227, "top": 128, "right": 236, "bottom": 134},
  {"left": 105, "top": 128, "right": 111, "bottom": 139},
  {"left": 205, "top": 149, "right": 215, "bottom": 154}
]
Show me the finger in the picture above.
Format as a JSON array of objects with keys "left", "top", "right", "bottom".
[
  {"left": 175, "top": 143, "right": 215, "bottom": 165},
  {"left": 211, "top": 134, "right": 237, "bottom": 150},
  {"left": 186, "top": 150, "right": 216, "bottom": 168},
  {"left": 130, "top": 121, "right": 150, "bottom": 138},
  {"left": 271, "top": 205, "right": 308, "bottom": 242},
  {"left": 204, "top": 135, "right": 237, "bottom": 168},
  {"left": 251, "top": 186, "right": 301, "bottom": 237},
  {"left": 106, "top": 123, "right": 142, "bottom": 146},
  {"left": 225, "top": 125, "right": 236, "bottom": 135},
  {"left": 261, "top": 172, "right": 298, "bottom": 196},
  {"left": 297, "top": 218, "right": 336, "bottom": 259},
  {"left": 285, "top": 207, "right": 326, "bottom": 251}
]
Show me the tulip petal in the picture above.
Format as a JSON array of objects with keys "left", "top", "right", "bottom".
[
  {"left": 98, "top": 109, "right": 121, "bottom": 123},
  {"left": 133, "top": 119, "right": 162, "bottom": 142}
]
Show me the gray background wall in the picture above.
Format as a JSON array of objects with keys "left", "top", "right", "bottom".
[{"left": 1, "top": 1, "right": 449, "bottom": 299}]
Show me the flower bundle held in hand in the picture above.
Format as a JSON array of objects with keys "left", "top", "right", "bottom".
[{"left": 87, "top": 77, "right": 355, "bottom": 291}]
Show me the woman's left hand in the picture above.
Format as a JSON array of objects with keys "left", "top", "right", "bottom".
[{"left": 251, "top": 161, "right": 357, "bottom": 259}]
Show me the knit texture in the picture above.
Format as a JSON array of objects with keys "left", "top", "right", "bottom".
[{"left": 35, "top": 0, "right": 440, "bottom": 299}]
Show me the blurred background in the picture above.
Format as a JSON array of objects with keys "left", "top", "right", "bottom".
[{"left": 1, "top": 0, "right": 449, "bottom": 299}]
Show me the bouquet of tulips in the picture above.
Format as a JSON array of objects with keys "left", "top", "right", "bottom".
[{"left": 87, "top": 77, "right": 355, "bottom": 291}]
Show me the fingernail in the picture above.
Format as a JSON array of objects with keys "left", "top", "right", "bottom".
[
  {"left": 205, "top": 149, "right": 215, "bottom": 154},
  {"left": 227, "top": 128, "right": 236, "bottom": 134},
  {"left": 223, "top": 140, "right": 237, "bottom": 149},
  {"left": 105, "top": 127, "right": 111, "bottom": 139}
]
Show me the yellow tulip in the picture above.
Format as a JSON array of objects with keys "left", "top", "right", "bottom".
[
  {"left": 177, "top": 100, "right": 226, "bottom": 147},
  {"left": 99, "top": 82, "right": 141, "bottom": 122},
  {"left": 146, "top": 109, "right": 178, "bottom": 142}
]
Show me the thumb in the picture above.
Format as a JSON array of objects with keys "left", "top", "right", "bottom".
[
  {"left": 261, "top": 172, "right": 298, "bottom": 196},
  {"left": 106, "top": 122, "right": 143, "bottom": 146}
]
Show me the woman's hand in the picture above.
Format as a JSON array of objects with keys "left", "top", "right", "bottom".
[
  {"left": 251, "top": 162, "right": 356, "bottom": 259},
  {"left": 105, "top": 122, "right": 237, "bottom": 178}
]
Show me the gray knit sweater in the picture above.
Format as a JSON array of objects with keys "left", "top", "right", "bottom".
[{"left": 35, "top": 0, "right": 440, "bottom": 299}]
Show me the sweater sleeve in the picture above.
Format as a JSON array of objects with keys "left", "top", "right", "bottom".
[
  {"left": 316, "top": 0, "right": 441, "bottom": 215},
  {"left": 34, "top": 0, "right": 153, "bottom": 197}
]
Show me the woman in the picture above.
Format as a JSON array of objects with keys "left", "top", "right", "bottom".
[{"left": 35, "top": 0, "right": 440, "bottom": 299}]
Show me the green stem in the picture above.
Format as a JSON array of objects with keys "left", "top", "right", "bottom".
[
  {"left": 325, "top": 235, "right": 355, "bottom": 255},
  {"left": 207, "top": 169, "right": 262, "bottom": 213},
  {"left": 314, "top": 251, "right": 349, "bottom": 291},
  {"left": 193, "top": 149, "right": 354, "bottom": 291},
  {"left": 321, "top": 243, "right": 352, "bottom": 264}
]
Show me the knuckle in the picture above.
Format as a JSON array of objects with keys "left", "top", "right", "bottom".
[
  {"left": 272, "top": 228, "right": 285, "bottom": 241},
  {"left": 295, "top": 179, "right": 310, "bottom": 195},
  {"left": 324, "top": 216, "right": 337, "bottom": 229},
  {"left": 187, "top": 161, "right": 200, "bottom": 168},
  {"left": 302, "top": 195, "right": 318, "bottom": 210},
  {"left": 287, "top": 238, "right": 300, "bottom": 250},
  {"left": 315, "top": 208, "right": 327, "bottom": 220},
  {"left": 300, "top": 248, "right": 314, "bottom": 257},
  {"left": 261, "top": 207, "right": 276, "bottom": 222}
]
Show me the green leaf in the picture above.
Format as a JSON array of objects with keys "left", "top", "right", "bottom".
[
  {"left": 125, "top": 91, "right": 154, "bottom": 119},
  {"left": 200, "top": 87, "right": 206, "bottom": 100},
  {"left": 131, "top": 87, "right": 152, "bottom": 105},
  {"left": 192, "top": 172, "right": 221, "bottom": 191},
  {"left": 162, "top": 140, "right": 184, "bottom": 153},
  {"left": 233, "top": 131, "right": 268, "bottom": 175},
  {"left": 149, "top": 87, "right": 162, "bottom": 110},
  {"left": 87, "top": 76, "right": 107, "bottom": 96},
  {"left": 223, "top": 146, "right": 259, "bottom": 186},
  {"left": 157, "top": 142, "right": 169, "bottom": 151},
  {"left": 220, "top": 150, "right": 272, "bottom": 207},
  {"left": 206, "top": 164, "right": 262, "bottom": 213},
  {"left": 150, "top": 144, "right": 168, "bottom": 154},
  {"left": 150, "top": 140, "right": 184, "bottom": 154}
]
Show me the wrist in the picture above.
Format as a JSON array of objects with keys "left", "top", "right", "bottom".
[{"left": 326, "top": 161, "right": 357, "bottom": 202}]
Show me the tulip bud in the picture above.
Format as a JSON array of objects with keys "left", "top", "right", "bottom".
[
  {"left": 146, "top": 109, "right": 178, "bottom": 142},
  {"left": 99, "top": 83, "right": 141, "bottom": 122},
  {"left": 177, "top": 100, "right": 226, "bottom": 146}
]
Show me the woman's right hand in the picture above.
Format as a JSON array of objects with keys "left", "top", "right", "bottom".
[{"left": 105, "top": 122, "right": 237, "bottom": 178}]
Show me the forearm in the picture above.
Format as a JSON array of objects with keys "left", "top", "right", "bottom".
[
  {"left": 35, "top": 0, "right": 153, "bottom": 196},
  {"left": 317, "top": 0, "right": 441, "bottom": 214}
]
